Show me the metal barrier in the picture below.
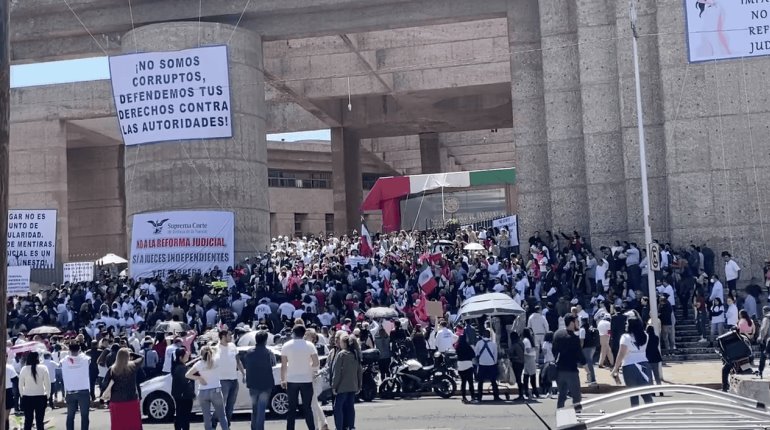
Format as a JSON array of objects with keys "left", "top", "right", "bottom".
[{"left": 556, "top": 384, "right": 770, "bottom": 430}]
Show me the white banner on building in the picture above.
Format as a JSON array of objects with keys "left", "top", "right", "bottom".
[
  {"left": 7, "top": 266, "right": 31, "bottom": 297},
  {"left": 109, "top": 45, "right": 232, "bottom": 145},
  {"left": 7, "top": 209, "right": 57, "bottom": 269},
  {"left": 130, "top": 210, "right": 234, "bottom": 279},
  {"left": 63, "top": 262, "right": 95, "bottom": 284},
  {"left": 492, "top": 215, "right": 519, "bottom": 247},
  {"left": 686, "top": 2, "right": 770, "bottom": 62}
]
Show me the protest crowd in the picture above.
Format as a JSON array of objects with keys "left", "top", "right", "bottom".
[{"left": 5, "top": 226, "right": 770, "bottom": 430}]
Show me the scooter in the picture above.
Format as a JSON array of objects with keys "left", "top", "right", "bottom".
[
  {"left": 379, "top": 352, "right": 456, "bottom": 399},
  {"left": 358, "top": 361, "right": 379, "bottom": 402}
]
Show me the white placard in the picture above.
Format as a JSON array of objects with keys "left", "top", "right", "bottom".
[
  {"left": 7, "top": 266, "right": 31, "bottom": 297},
  {"left": 109, "top": 45, "right": 232, "bottom": 145},
  {"left": 7, "top": 209, "right": 57, "bottom": 269},
  {"left": 63, "top": 262, "right": 95, "bottom": 284},
  {"left": 130, "top": 210, "right": 234, "bottom": 279},
  {"left": 492, "top": 215, "right": 520, "bottom": 247},
  {"left": 686, "top": 2, "right": 770, "bottom": 62}
]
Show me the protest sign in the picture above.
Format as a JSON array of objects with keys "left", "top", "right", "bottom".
[
  {"left": 686, "top": 2, "right": 770, "bottom": 62},
  {"left": 109, "top": 45, "right": 232, "bottom": 145},
  {"left": 63, "top": 261, "right": 95, "bottom": 284},
  {"left": 7, "top": 266, "right": 31, "bottom": 296},
  {"left": 492, "top": 215, "right": 519, "bottom": 247},
  {"left": 7, "top": 209, "right": 57, "bottom": 269},
  {"left": 130, "top": 210, "right": 234, "bottom": 279}
]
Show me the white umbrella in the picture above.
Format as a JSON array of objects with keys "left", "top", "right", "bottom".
[
  {"left": 463, "top": 243, "right": 485, "bottom": 251},
  {"left": 365, "top": 307, "right": 399, "bottom": 319},
  {"left": 28, "top": 326, "right": 61, "bottom": 335},
  {"left": 96, "top": 253, "right": 128, "bottom": 265},
  {"left": 458, "top": 293, "right": 525, "bottom": 320}
]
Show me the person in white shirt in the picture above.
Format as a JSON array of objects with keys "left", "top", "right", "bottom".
[
  {"left": 595, "top": 258, "right": 610, "bottom": 292},
  {"left": 722, "top": 252, "right": 741, "bottom": 295},
  {"left": 255, "top": 299, "right": 272, "bottom": 321},
  {"left": 610, "top": 311, "right": 654, "bottom": 407},
  {"left": 527, "top": 306, "right": 549, "bottom": 357},
  {"left": 597, "top": 315, "right": 615, "bottom": 368},
  {"left": 6, "top": 361, "right": 18, "bottom": 428},
  {"left": 318, "top": 310, "right": 335, "bottom": 328},
  {"left": 61, "top": 342, "right": 91, "bottom": 430},
  {"left": 186, "top": 345, "right": 229, "bottom": 430},
  {"left": 708, "top": 275, "right": 725, "bottom": 303},
  {"left": 725, "top": 296, "right": 739, "bottom": 327},
  {"left": 279, "top": 302, "right": 296, "bottom": 322},
  {"left": 473, "top": 330, "right": 501, "bottom": 402},
  {"left": 42, "top": 353, "right": 59, "bottom": 409},
  {"left": 162, "top": 337, "right": 183, "bottom": 374},
  {"left": 214, "top": 330, "right": 245, "bottom": 429},
  {"left": 435, "top": 321, "right": 459, "bottom": 353},
  {"left": 19, "top": 351, "right": 51, "bottom": 429},
  {"left": 280, "top": 325, "right": 320, "bottom": 430}
]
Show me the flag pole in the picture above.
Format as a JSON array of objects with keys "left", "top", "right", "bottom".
[
  {"left": 630, "top": 0, "right": 659, "bottom": 331},
  {"left": 0, "top": 0, "right": 11, "bottom": 421}
]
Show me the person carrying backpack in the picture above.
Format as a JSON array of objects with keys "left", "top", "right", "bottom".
[
  {"left": 579, "top": 318, "right": 599, "bottom": 385},
  {"left": 141, "top": 340, "right": 159, "bottom": 382}
]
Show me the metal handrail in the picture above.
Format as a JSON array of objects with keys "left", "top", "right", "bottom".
[
  {"left": 570, "top": 384, "right": 767, "bottom": 412},
  {"left": 557, "top": 400, "right": 770, "bottom": 430}
]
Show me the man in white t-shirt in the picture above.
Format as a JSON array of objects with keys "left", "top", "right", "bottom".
[
  {"left": 279, "top": 301, "right": 296, "bottom": 322},
  {"left": 255, "top": 299, "right": 272, "bottom": 321},
  {"left": 61, "top": 342, "right": 91, "bottom": 430},
  {"left": 214, "top": 330, "right": 245, "bottom": 429},
  {"left": 280, "top": 325, "right": 319, "bottom": 430}
]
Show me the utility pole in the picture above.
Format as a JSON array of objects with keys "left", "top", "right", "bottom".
[
  {"left": 0, "top": 0, "right": 10, "bottom": 423},
  {"left": 629, "top": 0, "right": 659, "bottom": 330}
]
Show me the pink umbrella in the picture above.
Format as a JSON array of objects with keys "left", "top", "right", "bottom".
[{"left": 9, "top": 341, "right": 46, "bottom": 355}]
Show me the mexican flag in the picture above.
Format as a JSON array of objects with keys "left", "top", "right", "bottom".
[
  {"left": 418, "top": 265, "right": 437, "bottom": 295},
  {"left": 360, "top": 219, "right": 373, "bottom": 257}
]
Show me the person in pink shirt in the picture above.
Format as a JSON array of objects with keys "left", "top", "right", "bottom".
[{"left": 737, "top": 310, "right": 755, "bottom": 338}]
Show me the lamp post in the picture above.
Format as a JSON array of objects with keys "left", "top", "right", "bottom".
[{"left": 630, "top": 0, "right": 659, "bottom": 329}]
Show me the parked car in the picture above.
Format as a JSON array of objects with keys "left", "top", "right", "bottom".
[{"left": 140, "top": 345, "right": 330, "bottom": 422}]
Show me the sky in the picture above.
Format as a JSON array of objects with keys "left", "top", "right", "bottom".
[{"left": 10, "top": 56, "right": 331, "bottom": 142}]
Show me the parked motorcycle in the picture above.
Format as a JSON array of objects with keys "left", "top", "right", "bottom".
[
  {"left": 359, "top": 349, "right": 380, "bottom": 402},
  {"left": 379, "top": 352, "right": 456, "bottom": 399}
]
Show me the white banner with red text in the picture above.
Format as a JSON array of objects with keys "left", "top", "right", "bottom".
[{"left": 130, "top": 210, "right": 234, "bottom": 279}]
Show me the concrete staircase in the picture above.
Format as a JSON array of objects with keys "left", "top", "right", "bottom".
[{"left": 666, "top": 307, "right": 761, "bottom": 362}]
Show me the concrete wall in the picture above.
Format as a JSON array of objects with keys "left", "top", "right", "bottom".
[
  {"left": 9, "top": 121, "right": 69, "bottom": 266},
  {"left": 66, "top": 144, "right": 126, "bottom": 261}
]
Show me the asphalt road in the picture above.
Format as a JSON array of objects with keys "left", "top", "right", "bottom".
[{"left": 39, "top": 396, "right": 561, "bottom": 430}]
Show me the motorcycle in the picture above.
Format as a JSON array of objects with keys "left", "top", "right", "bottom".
[
  {"left": 379, "top": 352, "right": 456, "bottom": 399},
  {"left": 359, "top": 348, "right": 380, "bottom": 402}
]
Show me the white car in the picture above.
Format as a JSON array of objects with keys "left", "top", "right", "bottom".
[{"left": 140, "top": 345, "right": 330, "bottom": 422}]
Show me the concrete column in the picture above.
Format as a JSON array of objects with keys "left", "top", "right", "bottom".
[
  {"left": 575, "top": 0, "right": 627, "bottom": 246},
  {"left": 331, "top": 128, "right": 362, "bottom": 234},
  {"left": 122, "top": 22, "right": 269, "bottom": 258},
  {"left": 419, "top": 132, "right": 441, "bottom": 174},
  {"left": 507, "top": 0, "right": 552, "bottom": 241},
  {"left": 9, "top": 120, "right": 69, "bottom": 267},
  {"left": 537, "top": 1, "right": 590, "bottom": 238}
]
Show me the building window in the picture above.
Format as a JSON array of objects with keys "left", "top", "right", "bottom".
[
  {"left": 325, "top": 214, "right": 334, "bottom": 234},
  {"left": 268, "top": 169, "right": 331, "bottom": 189},
  {"left": 362, "top": 173, "right": 382, "bottom": 190},
  {"left": 294, "top": 213, "right": 307, "bottom": 237}
]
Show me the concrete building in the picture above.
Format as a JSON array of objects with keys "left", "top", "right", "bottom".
[{"left": 7, "top": 0, "right": 770, "bottom": 282}]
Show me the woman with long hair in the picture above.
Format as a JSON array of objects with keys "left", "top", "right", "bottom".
[
  {"left": 186, "top": 345, "right": 228, "bottom": 430},
  {"left": 455, "top": 334, "right": 476, "bottom": 404},
  {"left": 645, "top": 324, "right": 664, "bottom": 396},
  {"left": 521, "top": 328, "right": 539, "bottom": 399},
  {"left": 737, "top": 310, "right": 755, "bottom": 338},
  {"left": 18, "top": 351, "right": 50, "bottom": 430},
  {"left": 105, "top": 347, "right": 144, "bottom": 430},
  {"left": 171, "top": 347, "right": 194, "bottom": 430},
  {"left": 611, "top": 311, "right": 654, "bottom": 407},
  {"left": 331, "top": 334, "right": 363, "bottom": 430},
  {"left": 508, "top": 331, "right": 526, "bottom": 402}
]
